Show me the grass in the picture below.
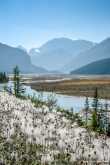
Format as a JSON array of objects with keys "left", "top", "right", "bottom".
[{"left": 23, "top": 76, "right": 110, "bottom": 99}]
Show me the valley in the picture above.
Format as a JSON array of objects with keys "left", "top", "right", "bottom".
[
  {"left": 0, "top": 0, "right": 110, "bottom": 164},
  {"left": 22, "top": 74, "right": 110, "bottom": 99}
]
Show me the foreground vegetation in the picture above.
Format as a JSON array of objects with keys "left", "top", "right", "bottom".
[
  {"left": 0, "top": 67, "right": 110, "bottom": 164},
  {"left": 0, "top": 92, "right": 110, "bottom": 165}
]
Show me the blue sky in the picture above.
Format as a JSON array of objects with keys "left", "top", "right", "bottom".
[{"left": 0, "top": 0, "right": 110, "bottom": 49}]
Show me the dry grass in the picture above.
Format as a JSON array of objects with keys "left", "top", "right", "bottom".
[{"left": 23, "top": 76, "right": 110, "bottom": 99}]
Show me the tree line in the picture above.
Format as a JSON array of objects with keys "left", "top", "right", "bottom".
[{"left": 0, "top": 72, "right": 9, "bottom": 83}]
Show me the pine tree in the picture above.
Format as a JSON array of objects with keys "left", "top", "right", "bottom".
[
  {"left": 91, "top": 88, "right": 99, "bottom": 130},
  {"left": 107, "top": 124, "right": 110, "bottom": 136},
  {"left": 104, "top": 100, "right": 109, "bottom": 134},
  {"left": 84, "top": 97, "right": 89, "bottom": 127},
  {"left": 0, "top": 72, "right": 8, "bottom": 83},
  {"left": 92, "top": 88, "right": 98, "bottom": 112},
  {"left": 13, "top": 66, "right": 24, "bottom": 97}
]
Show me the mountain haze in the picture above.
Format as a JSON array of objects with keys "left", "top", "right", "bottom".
[
  {"left": 64, "top": 38, "right": 110, "bottom": 72},
  {"left": 17, "top": 45, "right": 27, "bottom": 53},
  {"left": 0, "top": 42, "right": 47, "bottom": 73},
  {"left": 30, "top": 38, "right": 95, "bottom": 70},
  {"left": 71, "top": 58, "right": 110, "bottom": 75}
]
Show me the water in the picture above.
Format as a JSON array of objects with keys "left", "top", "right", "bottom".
[
  {"left": 0, "top": 82, "right": 110, "bottom": 112},
  {"left": 24, "top": 86, "right": 110, "bottom": 112},
  {"left": 24, "top": 85, "right": 86, "bottom": 112},
  {"left": 0, "top": 83, "right": 7, "bottom": 91}
]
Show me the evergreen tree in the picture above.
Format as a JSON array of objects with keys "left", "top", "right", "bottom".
[
  {"left": 91, "top": 88, "right": 99, "bottom": 130},
  {"left": 92, "top": 88, "right": 98, "bottom": 112},
  {"left": 107, "top": 124, "right": 110, "bottom": 136},
  {"left": 98, "top": 104, "right": 104, "bottom": 132},
  {"left": 84, "top": 97, "right": 89, "bottom": 127},
  {"left": 96, "top": 99, "right": 109, "bottom": 133},
  {"left": 104, "top": 100, "right": 109, "bottom": 134},
  {"left": 0, "top": 72, "right": 8, "bottom": 83},
  {"left": 13, "top": 66, "right": 24, "bottom": 97}
]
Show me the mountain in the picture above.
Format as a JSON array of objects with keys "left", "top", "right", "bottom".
[
  {"left": 29, "top": 38, "right": 95, "bottom": 70},
  {"left": 17, "top": 45, "right": 27, "bottom": 53},
  {"left": 71, "top": 58, "right": 110, "bottom": 74},
  {"left": 0, "top": 42, "right": 47, "bottom": 73},
  {"left": 64, "top": 38, "right": 110, "bottom": 72}
]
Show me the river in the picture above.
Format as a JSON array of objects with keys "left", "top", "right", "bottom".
[{"left": 0, "top": 82, "right": 110, "bottom": 112}]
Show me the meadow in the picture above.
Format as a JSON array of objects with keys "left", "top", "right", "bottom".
[{"left": 0, "top": 92, "right": 110, "bottom": 165}]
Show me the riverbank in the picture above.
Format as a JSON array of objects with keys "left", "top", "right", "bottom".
[
  {"left": 0, "top": 91, "right": 110, "bottom": 164},
  {"left": 22, "top": 75, "right": 110, "bottom": 99}
]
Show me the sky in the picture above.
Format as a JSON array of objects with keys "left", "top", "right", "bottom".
[{"left": 0, "top": 0, "right": 110, "bottom": 50}]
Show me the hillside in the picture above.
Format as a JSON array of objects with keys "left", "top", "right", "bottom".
[
  {"left": 29, "top": 38, "right": 95, "bottom": 70},
  {"left": 0, "top": 42, "right": 47, "bottom": 73},
  {"left": 64, "top": 38, "right": 110, "bottom": 72},
  {"left": 71, "top": 58, "right": 110, "bottom": 74},
  {"left": 0, "top": 92, "right": 110, "bottom": 164}
]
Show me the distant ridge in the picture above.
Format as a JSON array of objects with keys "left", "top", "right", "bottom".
[
  {"left": 29, "top": 37, "right": 95, "bottom": 70},
  {"left": 64, "top": 37, "right": 110, "bottom": 72},
  {"left": 71, "top": 58, "right": 110, "bottom": 75},
  {"left": 0, "top": 42, "right": 47, "bottom": 73}
]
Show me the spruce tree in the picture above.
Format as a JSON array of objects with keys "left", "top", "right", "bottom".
[
  {"left": 84, "top": 97, "right": 89, "bottom": 127},
  {"left": 0, "top": 72, "right": 8, "bottom": 83},
  {"left": 13, "top": 66, "right": 24, "bottom": 97},
  {"left": 104, "top": 100, "right": 109, "bottom": 134},
  {"left": 91, "top": 88, "right": 99, "bottom": 130}
]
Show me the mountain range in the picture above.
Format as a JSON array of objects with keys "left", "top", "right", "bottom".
[
  {"left": 29, "top": 38, "right": 95, "bottom": 71},
  {"left": 0, "top": 42, "right": 47, "bottom": 73},
  {"left": 1, "top": 37, "right": 110, "bottom": 75},
  {"left": 30, "top": 37, "right": 110, "bottom": 75},
  {"left": 64, "top": 38, "right": 110, "bottom": 73}
]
